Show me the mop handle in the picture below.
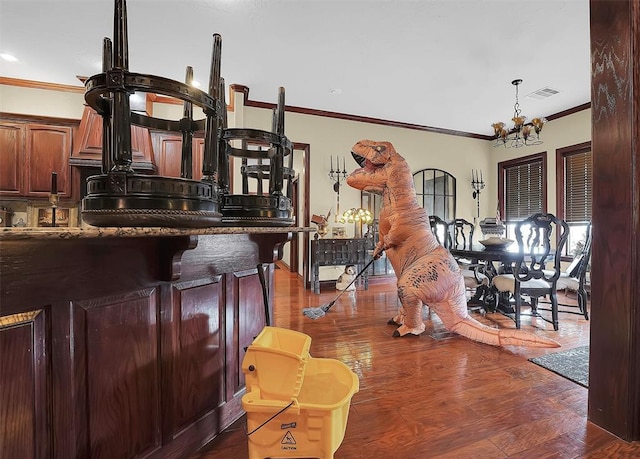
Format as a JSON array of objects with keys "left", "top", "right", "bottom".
[{"left": 332, "top": 255, "right": 378, "bottom": 302}]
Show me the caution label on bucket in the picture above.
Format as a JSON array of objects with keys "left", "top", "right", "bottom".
[{"left": 281, "top": 431, "right": 297, "bottom": 450}]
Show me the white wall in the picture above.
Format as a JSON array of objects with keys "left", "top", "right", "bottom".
[
  {"left": 0, "top": 85, "right": 85, "bottom": 119},
  {"left": 244, "top": 106, "right": 492, "bottom": 231}
]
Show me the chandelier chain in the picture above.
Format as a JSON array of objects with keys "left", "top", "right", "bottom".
[{"left": 513, "top": 83, "right": 521, "bottom": 118}]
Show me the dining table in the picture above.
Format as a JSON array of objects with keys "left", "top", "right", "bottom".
[{"left": 450, "top": 242, "right": 524, "bottom": 312}]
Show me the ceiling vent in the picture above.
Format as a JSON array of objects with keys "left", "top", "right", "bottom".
[{"left": 526, "top": 87, "right": 560, "bottom": 100}]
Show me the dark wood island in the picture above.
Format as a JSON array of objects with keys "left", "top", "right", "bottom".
[{"left": 0, "top": 226, "right": 302, "bottom": 458}]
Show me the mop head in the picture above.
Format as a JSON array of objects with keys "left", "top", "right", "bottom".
[{"left": 302, "top": 303, "right": 332, "bottom": 320}]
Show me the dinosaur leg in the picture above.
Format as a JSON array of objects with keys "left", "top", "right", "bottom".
[
  {"left": 388, "top": 304, "right": 404, "bottom": 326},
  {"left": 392, "top": 286, "right": 426, "bottom": 337}
]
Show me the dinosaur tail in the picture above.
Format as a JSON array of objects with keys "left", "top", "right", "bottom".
[{"left": 450, "top": 317, "right": 561, "bottom": 348}]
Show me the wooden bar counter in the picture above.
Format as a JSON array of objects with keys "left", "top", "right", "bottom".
[{"left": 0, "top": 226, "right": 303, "bottom": 458}]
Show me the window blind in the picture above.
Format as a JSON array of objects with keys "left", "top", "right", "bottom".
[
  {"left": 505, "top": 159, "right": 543, "bottom": 221},
  {"left": 564, "top": 150, "right": 592, "bottom": 223}
]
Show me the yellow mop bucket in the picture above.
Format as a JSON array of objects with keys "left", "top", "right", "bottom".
[{"left": 242, "top": 327, "right": 359, "bottom": 459}]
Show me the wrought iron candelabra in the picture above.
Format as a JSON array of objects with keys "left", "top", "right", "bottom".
[
  {"left": 329, "top": 156, "right": 347, "bottom": 222},
  {"left": 471, "top": 169, "right": 485, "bottom": 223}
]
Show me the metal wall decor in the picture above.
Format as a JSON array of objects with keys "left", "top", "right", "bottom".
[
  {"left": 471, "top": 169, "right": 485, "bottom": 223},
  {"left": 81, "top": 0, "right": 294, "bottom": 227}
]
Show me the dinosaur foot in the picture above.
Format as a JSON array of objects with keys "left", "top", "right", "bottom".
[
  {"left": 387, "top": 313, "right": 404, "bottom": 326},
  {"left": 392, "top": 324, "right": 425, "bottom": 337}
]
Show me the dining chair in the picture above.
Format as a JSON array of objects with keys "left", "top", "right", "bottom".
[
  {"left": 491, "top": 213, "right": 570, "bottom": 330},
  {"left": 543, "top": 222, "right": 592, "bottom": 319},
  {"left": 428, "top": 215, "right": 451, "bottom": 248},
  {"left": 449, "top": 218, "right": 489, "bottom": 307}
]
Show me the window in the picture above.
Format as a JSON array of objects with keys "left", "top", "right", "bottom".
[
  {"left": 413, "top": 168, "right": 456, "bottom": 220},
  {"left": 556, "top": 142, "right": 592, "bottom": 257},
  {"left": 361, "top": 168, "right": 456, "bottom": 276},
  {"left": 498, "top": 153, "right": 547, "bottom": 237}
]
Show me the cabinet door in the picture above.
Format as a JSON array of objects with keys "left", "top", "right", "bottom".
[
  {"left": 72, "top": 106, "right": 155, "bottom": 167},
  {"left": 0, "top": 122, "right": 25, "bottom": 195},
  {"left": 25, "top": 124, "right": 72, "bottom": 198},
  {"left": 0, "top": 310, "right": 50, "bottom": 459},
  {"left": 151, "top": 132, "right": 205, "bottom": 179},
  {"left": 151, "top": 133, "right": 183, "bottom": 177},
  {"left": 193, "top": 138, "right": 205, "bottom": 181}
]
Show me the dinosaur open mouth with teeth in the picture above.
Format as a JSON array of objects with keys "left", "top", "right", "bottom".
[
  {"left": 351, "top": 151, "right": 383, "bottom": 172},
  {"left": 351, "top": 151, "right": 366, "bottom": 167}
]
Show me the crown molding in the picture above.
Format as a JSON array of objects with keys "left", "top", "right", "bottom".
[
  {"left": 0, "top": 76, "right": 85, "bottom": 93},
  {"left": 0, "top": 78, "right": 591, "bottom": 139}
]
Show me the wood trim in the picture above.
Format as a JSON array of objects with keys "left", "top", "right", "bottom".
[
  {"left": 147, "top": 93, "right": 182, "bottom": 106},
  {"left": 229, "top": 83, "right": 494, "bottom": 139},
  {"left": 497, "top": 151, "right": 548, "bottom": 219},
  {"left": 546, "top": 102, "right": 591, "bottom": 121},
  {"left": 588, "top": 0, "right": 640, "bottom": 441},
  {"left": 293, "top": 142, "right": 312, "bottom": 289},
  {"left": 555, "top": 141, "right": 592, "bottom": 223},
  {"left": 228, "top": 84, "right": 591, "bottom": 140},
  {"left": 228, "top": 84, "right": 249, "bottom": 113},
  {"left": 0, "top": 77, "right": 84, "bottom": 93},
  {"left": 0, "top": 112, "right": 80, "bottom": 126}
]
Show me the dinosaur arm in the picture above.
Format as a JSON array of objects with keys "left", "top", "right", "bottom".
[{"left": 373, "top": 241, "right": 386, "bottom": 259}]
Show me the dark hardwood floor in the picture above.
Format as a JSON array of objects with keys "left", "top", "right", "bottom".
[{"left": 190, "top": 269, "right": 640, "bottom": 458}]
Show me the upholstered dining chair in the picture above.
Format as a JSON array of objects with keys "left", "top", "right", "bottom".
[
  {"left": 548, "top": 222, "right": 592, "bottom": 319},
  {"left": 491, "top": 213, "right": 570, "bottom": 330}
]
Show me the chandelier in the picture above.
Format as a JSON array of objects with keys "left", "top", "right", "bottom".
[{"left": 492, "top": 79, "right": 546, "bottom": 148}]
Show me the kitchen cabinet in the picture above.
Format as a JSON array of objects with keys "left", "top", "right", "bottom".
[
  {"left": 70, "top": 105, "right": 155, "bottom": 170},
  {"left": 151, "top": 131, "right": 205, "bottom": 179},
  {"left": 0, "top": 120, "right": 72, "bottom": 198},
  {"left": 0, "top": 227, "right": 294, "bottom": 458}
]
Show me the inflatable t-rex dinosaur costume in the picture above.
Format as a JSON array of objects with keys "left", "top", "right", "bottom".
[{"left": 347, "top": 139, "right": 559, "bottom": 348}]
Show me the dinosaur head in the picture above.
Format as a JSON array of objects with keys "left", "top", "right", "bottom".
[{"left": 347, "top": 139, "right": 400, "bottom": 194}]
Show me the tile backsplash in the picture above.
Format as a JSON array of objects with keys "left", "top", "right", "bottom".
[{"left": 0, "top": 200, "right": 80, "bottom": 227}]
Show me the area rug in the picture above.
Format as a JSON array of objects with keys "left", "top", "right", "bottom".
[{"left": 528, "top": 345, "right": 589, "bottom": 388}]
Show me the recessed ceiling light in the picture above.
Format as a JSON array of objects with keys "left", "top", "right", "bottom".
[
  {"left": 329, "top": 88, "right": 342, "bottom": 95},
  {"left": 191, "top": 80, "right": 202, "bottom": 88},
  {"left": 0, "top": 53, "right": 19, "bottom": 62}
]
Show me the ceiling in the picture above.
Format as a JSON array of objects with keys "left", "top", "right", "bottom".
[{"left": 0, "top": 0, "right": 591, "bottom": 137}]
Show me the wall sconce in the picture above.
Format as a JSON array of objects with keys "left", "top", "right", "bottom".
[
  {"left": 471, "top": 169, "right": 485, "bottom": 224},
  {"left": 339, "top": 207, "right": 373, "bottom": 238}
]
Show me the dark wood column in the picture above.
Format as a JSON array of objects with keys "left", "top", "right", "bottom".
[{"left": 589, "top": 0, "right": 640, "bottom": 441}]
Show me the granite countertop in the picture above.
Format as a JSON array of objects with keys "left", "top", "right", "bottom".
[{"left": 0, "top": 226, "right": 314, "bottom": 241}]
